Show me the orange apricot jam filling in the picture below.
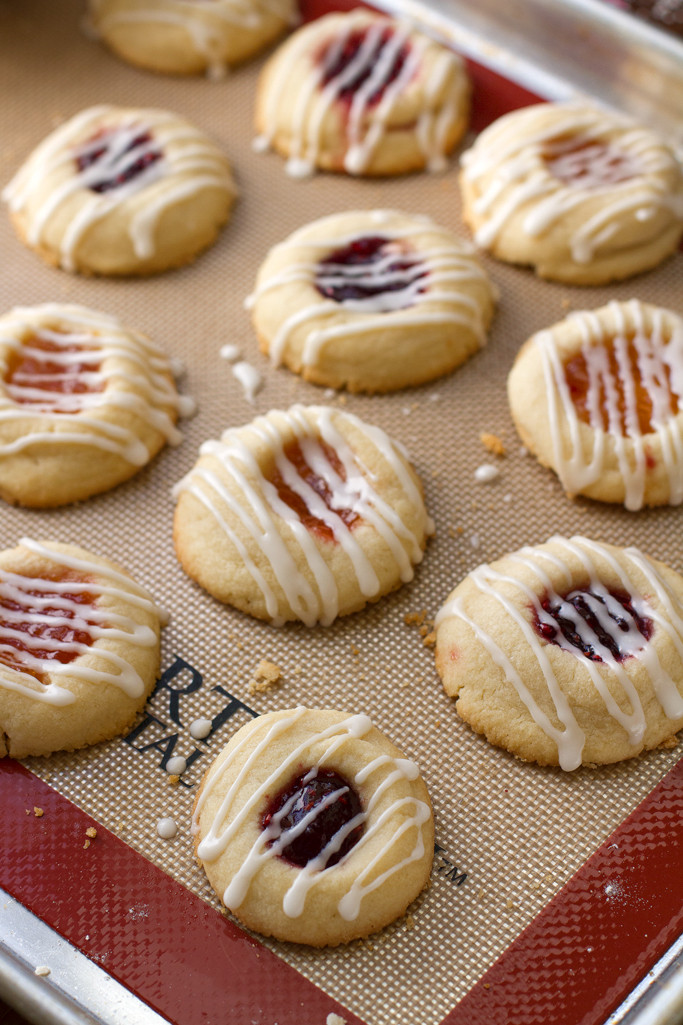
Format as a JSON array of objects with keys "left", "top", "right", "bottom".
[
  {"left": 542, "top": 135, "right": 640, "bottom": 188},
  {"left": 6, "top": 331, "right": 103, "bottom": 413},
  {"left": 0, "top": 570, "right": 98, "bottom": 683},
  {"left": 267, "top": 440, "right": 361, "bottom": 543},
  {"left": 564, "top": 333, "right": 679, "bottom": 436}
]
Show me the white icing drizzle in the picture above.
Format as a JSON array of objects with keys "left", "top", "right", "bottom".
[
  {"left": 0, "top": 538, "right": 161, "bottom": 706},
  {"left": 2, "top": 105, "right": 235, "bottom": 272},
  {"left": 435, "top": 535, "right": 683, "bottom": 770},
  {"left": 246, "top": 211, "right": 491, "bottom": 371},
  {"left": 173, "top": 405, "right": 432, "bottom": 626},
  {"left": 460, "top": 102, "right": 683, "bottom": 264},
  {"left": 88, "top": 0, "right": 296, "bottom": 79},
  {"left": 0, "top": 304, "right": 194, "bottom": 465},
  {"left": 194, "top": 708, "right": 430, "bottom": 920},
  {"left": 535, "top": 299, "right": 683, "bottom": 510},
  {"left": 231, "top": 360, "right": 263, "bottom": 403},
  {"left": 255, "top": 11, "right": 466, "bottom": 176}
]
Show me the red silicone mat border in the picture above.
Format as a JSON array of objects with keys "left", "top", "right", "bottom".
[{"left": 2, "top": 756, "right": 682, "bottom": 1025}]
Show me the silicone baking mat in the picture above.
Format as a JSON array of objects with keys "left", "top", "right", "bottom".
[{"left": 0, "top": 2, "right": 682, "bottom": 1024}]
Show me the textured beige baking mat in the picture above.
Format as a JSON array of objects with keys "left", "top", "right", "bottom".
[{"left": 1, "top": 3, "right": 682, "bottom": 1025}]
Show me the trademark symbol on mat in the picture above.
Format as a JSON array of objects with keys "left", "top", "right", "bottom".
[{"left": 434, "top": 843, "right": 467, "bottom": 886}]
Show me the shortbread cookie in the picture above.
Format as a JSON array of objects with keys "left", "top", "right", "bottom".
[
  {"left": 254, "top": 9, "right": 471, "bottom": 177},
  {"left": 2, "top": 105, "right": 236, "bottom": 275},
  {"left": 193, "top": 706, "right": 434, "bottom": 946},
  {"left": 0, "top": 538, "right": 164, "bottom": 758},
  {"left": 459, "top": 101, "right": 683, "bottom": 284},
  {"left": 435, "top": 535, "right": 683, "bottom": 770},
  {"left": 88, "top": 0, "right": 297, "bottom": 78},
  {"left": 508, "top": 300, "right": 683, "bottom": 510},
  {"left": 247, "top": 209, "right": 496, "bottom": 393},
  {"left": 173, "top": 405, "right": 433, "bottom": 626},
  {"left": 0, "top": 303, "right": 194, "bottom": 508}
]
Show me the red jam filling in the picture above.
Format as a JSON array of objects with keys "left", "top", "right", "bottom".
[
  {"left": 543, "top": 136, "right": 638, "bottom": 188},
  {"left": 317, "top": 26, "right": 412, "bottom": 106},
  {"left": 315, "top": 235, "right": 427, "bottom": 306},
  {"left": 0, "top": 572, "right": 97, "bottom": 683},
  {"left": 564, "top": 335, "right": 679, "bottom": 436},
  {"left": 267, "top": 440, "right": 360, "bottom": 543},
  {"left": 534, "top": 586, "right": 653, "bottom": 662},
  {"left": 75, "top": 127, "right": 162, "bottom": 193},
  {"left": 261, "top": 767, "right": 364, "bottom": 868},
  {"left": 7, "top": 332, "right": 103, "bottom": 412}
]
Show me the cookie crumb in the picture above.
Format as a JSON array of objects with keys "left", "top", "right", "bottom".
[
  {"left": 34, "top": 966, "right": 51, "bottom": 977},
  {"left": 86, "top": 827, "right": 97, "bottom": 838},
  {"left": 422, "top": 631, "right": 436, "bottom": 647},
  {"left": 249, "top": 659, "right": 282, "bottom": 694},
  {"left": 505, "top": 898, "right": 517, "bottom": 910},
  {"left": 479, "top": 432, "right": 506, "bottom": 456},
  {"left": 404, "top": 609, "right": 427, "bottom": 626},
  {"left": 404, "top": 914, "right": 416, "bottom": 932},
  {"left": 33, "top": 807, "right": 44, "bottom": 818},
  {"left": 83, "top": 839, "right": 91, "bottom": 850}
]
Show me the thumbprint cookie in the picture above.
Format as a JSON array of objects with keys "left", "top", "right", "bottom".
[
  {"left": 459, "top": 101, "right": 683, "bottom": 284},
  {"left": 247, "top": 209, "right": 496, "bottom": 393},
  {"left": 0, "top": 538, "right": 164, "bottom": 758},
  {"left": 435, "top": 535, "right": 683, "bottom": 770},
  {"left": 193, "top": 706, "right": 434, "bottom": 946},
  {"left": 0, "top": 303, "right": 194, "bottom": 508},
  {"left": 508, "top": 300, "right": 683, "bottom": 510},
  {"left": 253, "top": 9, "right": 471, "bottom": 177},
  {"left": 87, "top": 0, "right": 297, "bottom": 78},
  {"left": 173, "top": 405, "right": 433, "bottom": 626},
  {"left": 2, "top": 105, "right": 236, "bottom": 276}
]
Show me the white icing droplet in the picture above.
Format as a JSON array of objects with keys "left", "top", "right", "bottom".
[
  {"left": 166, "top": 756, "right": 187, "bottom": 775},
  {"left": 157, "top": 817, "right": 178, "bottom": 839},
  {"left": 474, "top": 463, "right": 500, "bottom": 483},
  {"left": 469, "top": 533, "right": 481, "bottom": 549},
  {"left": 34, "top": 966, "right": 51, "bottom": 977},
  {"left": 190, "top": 718, "right": 212, "bottom": 740},
  {"left": 232, "top": 361, "right": 263, "bottom": 403},
  {"left": 219, "top": 344, "right": 241, "bottom": 362}
]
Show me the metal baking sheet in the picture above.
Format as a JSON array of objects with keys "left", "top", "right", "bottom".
[{"left": 1, "top": 1, "right": 682, "bottom": 1023}]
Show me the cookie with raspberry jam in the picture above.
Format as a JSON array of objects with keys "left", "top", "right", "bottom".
[
  {"left": 435, "top": 535, "right": 683, "bottom": 769},
  {"left": 253, "top": 9, "right": 470, "bottom": 177},
  {"left": 0, "top": 539, "right": 164, "bottom": 758},
  {"left": 88, "top": 0, "right": 297, "bottom": 78},
  {"left": 508, "top": 300, "right": 683, "bottom": 510},
  {"left": 2, "top": 104, "right": 236, "bottom": 275},
  {"left": 247, "top": 209, "right": 496, "bottom": 393},
  {"left": 0, "top": 303, "right": 194, "bottom": 508},
  {"left": 173, "top": 404, "right": 433, "bottom": 626},
  {"left": 192, "top": 706, "right": 434, "bottom": 946},
  {"left": 459, "top": 101, "right": 683, "bottom": 284}
]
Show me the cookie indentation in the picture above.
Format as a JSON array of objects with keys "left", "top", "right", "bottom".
[
  {"left": 535, "top": 586, "right": 653, "bottom": 663},
  {"left": 75, "top": 127, "right": 163, "bottom": 194},
  {"left": 7, "top": 331, "right": 103, "bottom": 413},
  {"left": 315, "top": 235, "right": 427, "bottom": 310},
  {"left": 564, "top": 331, "right": 680, "bottom": 437},
  {"left": 0, "top": 572, "right": 96, "bottom": 683},
  {"left": 317, "top": 25, "right": 412, "bottom": 106},
  {"left": 542, "top": 136, "right": 640, "bottom": 188},
  {"left": 267, "top": 439, "right": 361, "bottom": 543},
  {"left": 262, "top": 767, "right": 364, "bottom": 868}
]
